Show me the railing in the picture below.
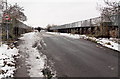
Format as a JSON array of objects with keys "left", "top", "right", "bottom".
[{"left": 50, "top": 15, "right": 118, "bottom": 30}]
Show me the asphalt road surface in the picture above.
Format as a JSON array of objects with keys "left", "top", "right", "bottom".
[{"left": 42, "top": 32, "right": 118, "bottom": 77}]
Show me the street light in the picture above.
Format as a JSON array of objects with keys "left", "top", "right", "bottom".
[
  {"left": 2, "top": 0, "right": 9, "bottom": 43},
  {"left": 118, "top": 4, "right": 120, "bottom": 38},
  {"left": 0, "top": 0, "right": 3, "bottom": 45}
]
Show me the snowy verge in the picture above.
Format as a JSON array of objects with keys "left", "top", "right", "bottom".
[
  {"left": 0, "top": 44, "right": 19, "bottom": 78},
  {"left": 47, "top": 32, "right": 120, "bottom": 52},
  {"left": 18, "top": 32, "right": 47, "bottom": 77}
]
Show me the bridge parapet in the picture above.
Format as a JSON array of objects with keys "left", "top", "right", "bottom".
[{"left": 50, "top": 15, "right": 118, "bottom": 30}]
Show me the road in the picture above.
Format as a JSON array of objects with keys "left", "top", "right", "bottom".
[{"left": 42, "top": 32, "right": 118, "bottom": 77}]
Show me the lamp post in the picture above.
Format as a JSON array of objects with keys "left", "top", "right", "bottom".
[
  {"left": 0, "top": 0, "right": 3, "bottom": 45},
  {"left": 118, "top": 5, "right": 120, "bottom": 38},
  {"left": 5, "top": 0, "right": 9, "bottom": 42},
  {"left": 2, "top": 0, "right": 9, "bottom": 43}
]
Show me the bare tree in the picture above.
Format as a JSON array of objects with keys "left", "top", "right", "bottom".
[
  {"left": 97, "top": 0, "right": 120, "bottom": 38},
  {"left": 98, "top": 0, "right": 120, "bottom": 22},
  {"left": 6, "top": 3, "right": 27, "bottom": 21}
]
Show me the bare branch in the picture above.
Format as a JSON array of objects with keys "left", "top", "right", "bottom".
[{"left": 7, "top": 3, "right": 27, "bottom": 21}]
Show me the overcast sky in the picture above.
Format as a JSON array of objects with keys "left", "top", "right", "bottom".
[{"left": 7, "top": 0, "right": 104, "bottom": 28}]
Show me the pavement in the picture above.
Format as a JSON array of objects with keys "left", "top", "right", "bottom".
[
  {"left": 42, "top": 32, "right": 119, "bottom": 77},
  {"left": 14, "top": 39, "right": 30, "bottom": 77}
]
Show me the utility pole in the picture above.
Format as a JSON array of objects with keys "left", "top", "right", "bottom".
[
  {"left": 118, "top": 5, "right": 120, "bottom": 39},
  {"left": 5, "top": 0, "right": 9, "bottom": 42},
  {"left": 3, "top": 0, "right": 9, "bottom": 43},
  {"left": 0, "top": 0, "right": 3, "bottom": 45}
]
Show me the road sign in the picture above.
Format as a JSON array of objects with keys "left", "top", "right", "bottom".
[
  {"left": 3, "top": 14, "right": 11, "bottom": 20},
  {"left": 3, "top": 13, "right": 12, "bottom": 23}
]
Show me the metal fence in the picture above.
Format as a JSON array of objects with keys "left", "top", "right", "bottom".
[{"left": 50, "top": 15, "right": 119, "bottom": 30}]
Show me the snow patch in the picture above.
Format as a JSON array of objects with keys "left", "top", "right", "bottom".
[
  {"left": 18, "top": 32, "right": 47, "bottom": 77},
  {"left": 26, "top": 48, "right": 46, "bottom": 77},
  {"left": 0, "top": 44, "right": 19, "bottom": 78}
]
